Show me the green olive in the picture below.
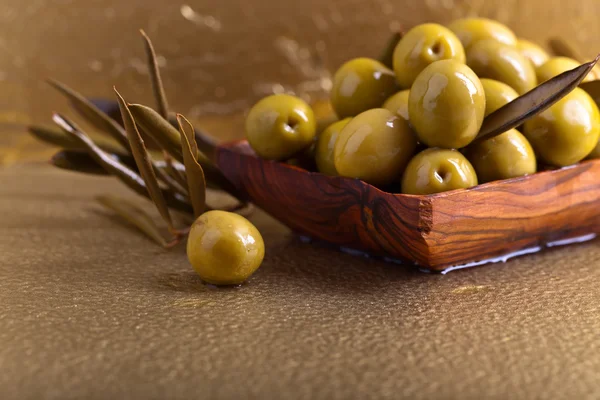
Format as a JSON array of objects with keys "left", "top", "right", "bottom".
[
  {"left": 480, "top": 78, "right": 519, "bottom": 117},
  {"left": 330, "top": 58, "right": 398, "bottom": 119},
  {"left": 523, "top": 87, "right": 600, "bottom": 167},
  {"left": 245, "top": 94, "right": 316, "bottom": 160},
  {"left": 392, "top": 23, "right": 465, "bottom": 89},
  {"left": 516, "top": 38, "right": 549, "bottom": 68},
  {"left": 448, "top": 18, "right": 517, "bottom": 50},
  {"left": 382, "top": 90, "right": 410, "bottom": 121},
  {"left": 466, "top": 39, "right": 537, "bottom": 95},
  {"left": 315, "top": 118, "right": 351, "bottom": 175},
  {"left": 187, "top": 211, "right": 265, "bottom": 286},
  {"left": 536, "top": 57, "right": 594, "bottom": 84},
  {"left": 587, "top": 141, "right": 600, "bottom": 160},
  {"left": 464, "top": 129, "right": 537, "bottom": 183},
  {"left": 408, "top": 59, "right": 485, "bottom": 149},
  {"left": 401, "top": 148, "right": 478, "bottom": 195},
  {"left": 334, "top": 108, "right": 417, "bottom": 186}
]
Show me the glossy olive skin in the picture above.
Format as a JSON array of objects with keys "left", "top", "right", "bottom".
[
  {"left": 187, "top": 211, "right": 265, "bottom": 286},
  {"left": 245, "top": 94, "right": 316, "bottom": 160},
  {"left": 464, "top": 129, "right": 536, "bottom": 183},
  {"left": 523, "top": 88, "right": 600, "bottom": 167},
  {"left": 516, "top": 39, "right": 549, "bottom": 68},
  {"left": 330, "top": 58, "right": 398, "bottom": 118},
  {"left": 334, "top": 108, "right": 417, "bottom": 186},
  {"left": 536, "top": 57, "right": 594, "bottom": 84},
  {"left": 466, "top": 39, "right": 537, "bottom": 95},
  {"left": 401, "top": 148, "right": 478, "bottom": 195},
  {"left": 392, "top": 23, "right": 466, "bottom": 89},
  {"left": 480, "top": 78, "right": 519, "bottom": 117},
  {"left": 315, "top": 118, "right": 351, "bottom": 176},
  {"left": 382, "top": 90, "right": 410, "bottom": 121},
  {"left": 408, "top": 59, "right": 485, "bottom": 149},
  {"left": 448, "top": 18, "right": 517, "bottom": 50}
]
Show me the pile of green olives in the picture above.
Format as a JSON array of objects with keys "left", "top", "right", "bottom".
[{"left": 245, "top": 18, "right": 600, "bottom": 195}]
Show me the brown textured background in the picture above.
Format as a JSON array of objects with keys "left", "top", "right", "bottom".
[{"left": 2, "top": 1, "right": 600, "bottom": 399}]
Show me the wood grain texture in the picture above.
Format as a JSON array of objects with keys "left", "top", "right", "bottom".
[{"left": 216, "top": 140, "right": 600, "bottom": 271}]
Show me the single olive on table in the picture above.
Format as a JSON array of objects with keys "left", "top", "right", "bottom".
[{"left": 187, "top": 211, "right": 265, "bottom": 286}]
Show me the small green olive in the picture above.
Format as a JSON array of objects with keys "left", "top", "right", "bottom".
[
  {"left": 466, "top": 39, "right": 537, "bottom": 95},
  {"left": 536, "top": 57, "right": 594, "bottom": 84},
  {"left": 392, "top": 23, "right": 466, "bottom": 89},
  {"left": 334, "top": 108, "right": 417, "bottom": 186},
  {"left": 464, "top": 129, "right": 537, "bottom": 183},
  {"left": 245, "top": 94, "right": 316, "bottom": 160},
  {"left": 480, "top": 78, "right": 519, "bottom": 117},
  {"left": 523, "top": 87, "right": 600, "bottom": 167},
  {"left": 382, "top": 89, "right": 410, "bottom": 121},
  {"left": 401, "top": 148, "right": 478, "bottom": 195},
  {"left": 516, "top": 38, "right": 549, "bottom": 68},
  {"left": 187, "top": 211, "right": 265, "bottom": 286},
  {"left": 408, "top": 59, "right": 486, "bottom": 149},
  {"left": 315, "top": 118, "right": 351, "bottom": 176},
  {"left": 448, "top": 18, "right": 517, "bottom": 50},
  {"left": 330, "top": 58, "right": 398, "bottom": 118}
]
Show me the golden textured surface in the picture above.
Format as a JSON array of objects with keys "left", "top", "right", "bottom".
[
  {"left": 3, "top": 1, "right": 600, "bottom": 398},
  {"left": 2, "top": 164, "right": 600, "bottom": 399}
]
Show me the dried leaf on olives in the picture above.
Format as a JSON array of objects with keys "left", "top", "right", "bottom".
[{"left": 476, "top": 54, "right": 600, "bottom": 141}]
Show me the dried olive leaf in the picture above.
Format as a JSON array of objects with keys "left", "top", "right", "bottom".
[
  {"left": 476, "top": 54, "right": 600, "bottom": 141},
  {"left": 52, "top": 113, "right": 193, "bottom": 214},
  {"left": 128, "top": 104, "right": 243, "bottom": 199},
  {"left": 128, "top": 103, "right": 185, "bottom": 162},
  {"left": 140, "top": 30, "right": 170, "bottom": 119},
  {"left": 548, "top": 37, "right": 600, "bottom": 80},
  {"left": 96, "top": 195, "right": 171, "bottom": 248},
  {"left": 167, "top": 114, "right": 218, "bottom": 161},
  {"left": 47, "top": 79, "right": 131, "bottom": 151},
  {"left": 28, "top": 124, "right": 126, "bottom": 155},
  {"left": 114, "top": 88, "right": 175, "bottom": 231},
  {"left": 51, "top": 150, "right": 109, "bottom": 175},
  {"left": 579, "top": 80, "right": 600, "bottom": 105},
  {"left": 379, "top": 31, "right": 403, "bottom": 70},
  {"left": 177, "top": 114, "right": 206, "bottom": 218}
]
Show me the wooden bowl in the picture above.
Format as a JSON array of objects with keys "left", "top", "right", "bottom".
[{"left": 215, "top": 140, "right": 600, "bottom": 272}]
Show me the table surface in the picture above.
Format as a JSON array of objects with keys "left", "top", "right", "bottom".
[{"left": 2, "top": 159, "right": 600, "bottom": 400}]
